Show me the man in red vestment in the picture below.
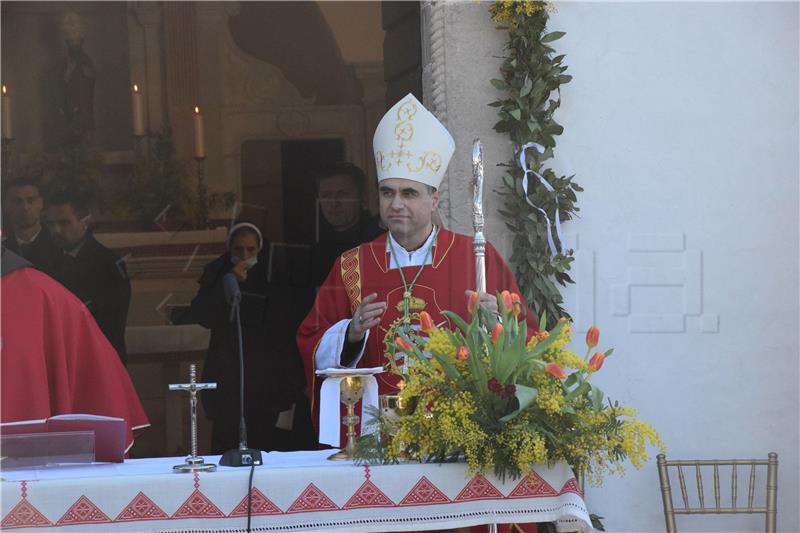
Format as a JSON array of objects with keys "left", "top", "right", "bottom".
[
  {"left": 297, "top": 93, "right": 538, "bottom": 424},
  {"left": 297, "top": 93, "right": 539, "bottom": 533},
  {"left": 1, "top": 248, "right": 149, "bottom": 453}
]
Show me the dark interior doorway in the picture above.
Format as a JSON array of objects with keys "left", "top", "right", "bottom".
[{"left": 240, "top": 138, "right": 344, "bottom": 245}]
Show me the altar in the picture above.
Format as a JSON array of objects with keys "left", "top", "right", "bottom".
[{"left": 1, "top": 450, "right": 592, "bottom": 532}]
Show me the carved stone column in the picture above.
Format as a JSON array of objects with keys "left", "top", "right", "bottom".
[{"left": 421, "top": 1, "right": 451, "bottom": 225}]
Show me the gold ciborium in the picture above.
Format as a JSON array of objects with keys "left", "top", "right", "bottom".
[{"left": 328, "top": 376, "right": 365, "bottom": 461}]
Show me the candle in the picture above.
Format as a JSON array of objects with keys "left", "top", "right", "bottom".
[
  {"left": 193, "top": 106, "right": 205, "bottom": 158},
  {"left": 2, "top": 84, "right": 12, "bottom": 140},
  {"left": 131, "top": 84, "right": 144, "bottom": 137}
]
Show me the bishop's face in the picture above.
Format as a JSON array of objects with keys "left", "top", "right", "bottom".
[{"left": 378, "top": 178, "right": 439, "bottom": 249}]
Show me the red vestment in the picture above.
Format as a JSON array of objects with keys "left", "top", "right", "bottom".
[
  {"left": 1, "top": 266, "right": 149, "bottom": 452},
  {"left": 297, "top": 228, "right": 538, "bottom": 420}
]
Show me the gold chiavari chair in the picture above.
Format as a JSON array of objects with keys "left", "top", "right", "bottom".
[{"left": 656, "top": 453, "right": 778, "bottom": 533}]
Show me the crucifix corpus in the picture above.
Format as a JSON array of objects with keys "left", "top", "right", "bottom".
[{"left": 169, "top": 363, "right": 217, "bottom": 472}]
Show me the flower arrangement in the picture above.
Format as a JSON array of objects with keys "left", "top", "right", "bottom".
[{"left": 355, "top": 293, "right": 664, "bottom": 484}]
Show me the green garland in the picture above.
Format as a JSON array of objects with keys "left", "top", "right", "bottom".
[{"left": 489, "top": 1, "right": 581, "bottom": 328}]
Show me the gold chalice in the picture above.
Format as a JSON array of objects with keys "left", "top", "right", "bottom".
[{"left": 328, "top": 376, "right": 365, "bottom": 461}]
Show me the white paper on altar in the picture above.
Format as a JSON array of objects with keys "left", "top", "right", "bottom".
[{"left": 316, "top": 367, "right": 382, "bottom": 447}]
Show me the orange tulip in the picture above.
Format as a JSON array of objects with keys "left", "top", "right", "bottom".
[
  {"left": 536, "top": 330, "right": 550, "bottom": 341},
  {"left": 467, "top": 291, "right": 479, "bottom": 315},
  {"left": 545, "top": 362, "right": 567, "bottom": 379},
  {"left": 588, "top": 351, "right": 605, "bottom": 372},
  {"left": 510, "top": 293, "right": 522, "bottom": 317},
  {"left": 457, "top": 346, "right": 470, "bottom": 361},
  {"left": 395, "top": 336, "right": 413, "bottom": 352},
  {"left": 419, "top": 311, "right": 434, "bottom": 333},
  {"left": 500, "top": 290, "right": 513, "bottom": 311},
  {"left": 586, "top": 325, "right": 600, "bottom": 349},
  {"left": 491, "top": 323, "right": 504, "bottom": 344}
]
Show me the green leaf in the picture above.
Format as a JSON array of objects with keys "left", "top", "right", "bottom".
[
  {"left": 441, "top": 310, "right": 470, "bottom": 334},
  {"left": 520, "top": 76, "right": 533, "bottom": 98},
  {"left": 499, "top": 384, "right": 538, "bottom": 422},
  {"left": 509, "top": 108, "right": 521, "bottom": 120},
  {"left": 566, "top": 381, "right": 591, "bottom": 402},
  {"left": 431, "top": 351, "right": 463, "bottom": 383},
  {"left": 491, "top": 78, "right": 508, "bottom": 90},
  {"left": 493, "top": 120, "right": 512, "bottom": 133},
  {"left": 591, "top": 385, "right": 604, "bottom": 411}
]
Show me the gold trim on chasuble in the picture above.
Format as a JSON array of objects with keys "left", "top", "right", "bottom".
[
  {"left": 340, "top": 246, "right": 362, "bottom": 314},
  {"left": 375, "top": 97, "right": 443, "bottom": 176}
]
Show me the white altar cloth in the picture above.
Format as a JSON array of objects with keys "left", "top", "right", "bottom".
[{"left": 1, "top": 450, "right": 592, "bottom": 532}]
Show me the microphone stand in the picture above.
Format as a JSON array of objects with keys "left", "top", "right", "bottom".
[{"left": 219, "top": 279, "right": 263, "bottom": 467}]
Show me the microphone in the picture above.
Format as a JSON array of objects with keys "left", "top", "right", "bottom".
[
  {"left": 219, "top": 271, "right": 262, "bottom": 467},
  {"left": 223, "top": 272, "right": 241, "bottom": 305}
]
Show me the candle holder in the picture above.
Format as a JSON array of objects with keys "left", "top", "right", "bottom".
[
  {"left": 2, "top": 137, "right": 14, "bottom": 173},
  {"left": 133, "top": 132, "right": 152, "bottom": 161},
  {"left": 194, "top": 156, "right": 208, "bottom": 229}
]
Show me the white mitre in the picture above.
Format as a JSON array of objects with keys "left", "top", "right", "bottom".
[{"left": 373, "top": 93, "right": 455, "bottom": 189}]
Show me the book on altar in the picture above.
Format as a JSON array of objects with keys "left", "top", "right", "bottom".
[{"left": 0, "top": 414, "right": 126, "bottom": 463}]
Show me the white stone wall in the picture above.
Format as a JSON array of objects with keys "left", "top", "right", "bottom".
[{"left": 439, "top": 2, "right": 799, "bottom": 531}]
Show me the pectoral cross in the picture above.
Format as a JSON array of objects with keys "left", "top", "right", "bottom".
[{"left": 169, "top": 364, "right": 217, "bottom": 472}]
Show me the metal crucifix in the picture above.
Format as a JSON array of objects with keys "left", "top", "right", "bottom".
[{"left": 169, "top": 363, "right": 217, "bottom": 472}]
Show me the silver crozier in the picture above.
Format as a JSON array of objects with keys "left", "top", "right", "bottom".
[{"left": 472, "top": 139, "right": 487, "bottom": 294}]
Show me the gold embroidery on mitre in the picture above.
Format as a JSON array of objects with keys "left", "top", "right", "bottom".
[
  {"left": 389, "top": 99, "right": 416, "bottom": 167},
  {"left": 340, "top": 247, "right": 361, "bottom": 314},
  {"left": 377, "top": 97, "right": 442, "bottom": 176},
  {"left": 395, "top": 296, "right": 426, "bottom": 312},
  {"left": 407, "top": 151, "right": 442, "bottom": 173},
  {"left": 376, "top": 151, "right": 391, "bottom": 172}
]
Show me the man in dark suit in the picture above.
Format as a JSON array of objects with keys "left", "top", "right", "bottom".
[
  {"left": 45, "top": 189, "right": 131, "bottom": 364},
  {"left": 2, "top": 177, "right": 60, "bottom": 277}
]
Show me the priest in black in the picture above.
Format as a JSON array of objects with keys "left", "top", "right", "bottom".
[
  {"left": 2, "top": 177, "right": 60, "bottom": 277},
  {"left": 311, "top": 162, "right": 384, "bottom": 287},
  {"left": 191, "top": 223, "right": 315, "bottom": 453},
  {"left": 44, "top": 189, "right": 131, "bottom": 364}
]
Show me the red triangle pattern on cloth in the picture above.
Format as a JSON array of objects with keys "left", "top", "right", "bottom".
[
  {"left": 171, "top": 489, "right": 225, "bottom": 518},
  {"left": 115, "top": 491, "right": 168, "bottom": 521},
  {"left": 1, "top": 499, "right": 52, "bottom": 529},
  {"left": 399, "top": 476, "right": 451, "bottom": 506},
  {"left": 343, "top": 479, "right": 395, "bottom": 509},
  {"left": 507, "top": 471, "right": 558, "bottom": 498},
  {"left": 229, "top": 488, "right": 283, "bottom": 516},
  {"left": 55, "top": 495, "right": 111, "bottom": 525},
  {"left": 286, "top": 483, "right": 339, "bottom": 513},
  {"left": 559, "top": 477, "right": 583, "bottom": 496},
  {"left": 454, "top": 474, "right": 505, "bottom": 502}
]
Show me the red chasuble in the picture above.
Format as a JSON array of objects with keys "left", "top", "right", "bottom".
[
  {"left": 297, "top": 228, "right": 539, "bottom": 420},
  {"left": 1, "top": 267, "right": 150, "bottom": 452}
]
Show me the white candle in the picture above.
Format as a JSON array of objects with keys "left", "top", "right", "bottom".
[
  {"left": 193, "top": 106, "right": 205, "bottom": 158},
  {"left": 2, "top": 84, "right": 12, "bottom": 140},
  {"left": 131, "top": 84, "right": 144, "bottom": 137}
]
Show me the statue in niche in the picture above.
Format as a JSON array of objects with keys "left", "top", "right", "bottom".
[{"left": 58, "top": 12, "right": 95, "bottom": 145}]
